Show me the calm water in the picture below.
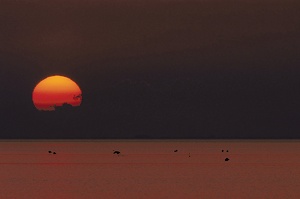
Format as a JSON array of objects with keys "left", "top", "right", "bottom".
[{"left": 0, "top": 140, "right": 300, "bottom": 199}]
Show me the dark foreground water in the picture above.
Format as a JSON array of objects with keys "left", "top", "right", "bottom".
[{"left": 0, "top": 140, "right": 299, "bottom": 199}]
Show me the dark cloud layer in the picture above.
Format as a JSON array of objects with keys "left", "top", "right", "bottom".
[{"left": 1, "top": 0, "right": 300, "bottom": 138}]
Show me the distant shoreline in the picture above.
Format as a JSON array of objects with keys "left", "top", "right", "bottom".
[{"left": 0, "top": 139, "right": 300, "bottom": 142}]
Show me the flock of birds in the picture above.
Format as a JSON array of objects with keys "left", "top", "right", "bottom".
[
  {"left": 222, "top": 150, "right": 230, "bottom": 161},
  {"left": 48, "top": 149, "right": 231, "bottom": 161},
  {"left": 113, "top": 149, "right": 230, "bottom": 161}
]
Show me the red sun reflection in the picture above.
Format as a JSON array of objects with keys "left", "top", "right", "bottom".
[{"left": 32, "top": 75, "right": 82, "bottom": 111}]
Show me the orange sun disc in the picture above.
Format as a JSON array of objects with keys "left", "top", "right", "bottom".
[{"left": 32, "top": 75, "right": 82, "bottom": 111}]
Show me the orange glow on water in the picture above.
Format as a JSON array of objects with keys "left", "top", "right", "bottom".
[{"left": 32, "top": 75, "right": 82, "bottom": 111}]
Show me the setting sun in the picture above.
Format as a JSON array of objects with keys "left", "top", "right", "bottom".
[{"left": 32, "top": 75, "right": 82, "bottom": 111}]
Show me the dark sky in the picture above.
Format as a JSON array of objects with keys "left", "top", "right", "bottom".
[{"left": 1, "top": 0, "right": 300, "bottom": 139}]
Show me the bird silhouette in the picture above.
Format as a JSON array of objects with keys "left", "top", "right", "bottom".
[{"left": 113, "top": 150, "right": 120, "bottom": 155}]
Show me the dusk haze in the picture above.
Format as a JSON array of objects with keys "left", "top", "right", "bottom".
[{"left": 0, "top": 0, "right": 299, "bottom": 198}]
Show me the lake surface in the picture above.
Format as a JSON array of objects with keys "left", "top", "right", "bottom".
[{"left": 0, "top": 140, "right": 299, "bottom": 198}]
